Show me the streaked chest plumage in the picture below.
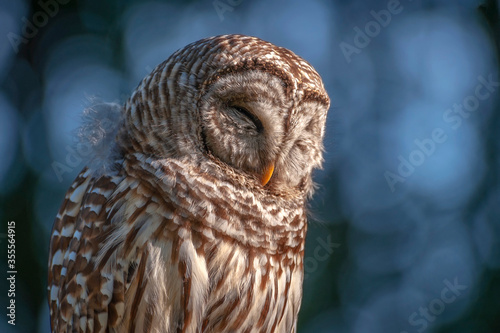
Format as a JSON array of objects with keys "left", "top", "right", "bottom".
[{"left": 105, "top": 155, "right": 307, "bottom": 332}]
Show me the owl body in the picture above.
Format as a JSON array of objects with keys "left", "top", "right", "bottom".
[{"left": 48, "top": 35, "right": 329, "bottom": 332}]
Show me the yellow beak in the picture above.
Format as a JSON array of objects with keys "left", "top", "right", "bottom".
[{"left": 261, "top": 163, "right": 275, "bottom": 186}]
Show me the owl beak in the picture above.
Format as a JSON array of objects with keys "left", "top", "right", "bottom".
[{"left": 261, "top": 163, "right": 275, "bottom": 186}]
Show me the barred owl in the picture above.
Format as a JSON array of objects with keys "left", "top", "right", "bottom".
[{"left": 48, "top": 34, "right": 329, "bottom": 332}]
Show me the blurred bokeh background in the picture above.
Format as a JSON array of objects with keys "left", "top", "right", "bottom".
[{"left": 1, "top": 0, "right": 499, "bottom": 332}]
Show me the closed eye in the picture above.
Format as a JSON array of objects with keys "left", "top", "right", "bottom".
[{"left": 230, "top": 105, "right": 264, "bottom": 132}]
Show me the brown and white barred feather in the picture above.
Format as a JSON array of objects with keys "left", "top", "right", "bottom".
[{"left": 48, "top": 34, "right": 329, "bottom": 333}]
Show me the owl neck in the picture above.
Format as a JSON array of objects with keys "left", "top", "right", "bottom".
[{"left": 123, "top": 152, "right": 308, "bottom": 254}]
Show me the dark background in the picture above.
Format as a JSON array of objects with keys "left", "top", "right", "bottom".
[{"left": 0, "top": 0, "right": 499, "bottom": 332}]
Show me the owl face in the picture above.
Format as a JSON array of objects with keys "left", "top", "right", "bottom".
[
  {"left": 123, "top": 34, "right": 330, "bottom": 197},
  {"left": 199, "top": 70, "right": 328, "bottom": 195}
]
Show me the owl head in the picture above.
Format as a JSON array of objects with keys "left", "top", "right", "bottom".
[{"left": 121, "top": 34, "right": 330, "bottom": 198}]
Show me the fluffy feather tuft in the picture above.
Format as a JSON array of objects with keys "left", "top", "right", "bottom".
[{"left": 77, "top": 99, "right": 124, "bottom": 176}]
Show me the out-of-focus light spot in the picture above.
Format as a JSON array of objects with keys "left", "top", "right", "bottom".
[
  {"left": 22, "top": 109, "right": 52, "bottom": 173},
  {"left": 473, "top": 189, "right": 500, "bottom": 269},
  {"left": 304, "top": 308, "right": 347, "bottom": 333},
  {"left": 34, "top": 176, "right": 67, "bottom": 234},
  {"left": 337, "top": 55, "right": 376, "bottom": 122},
  {"left": 42, "top": 34, "right": 114, "bottom": 79},
  {"left": 0, "top": 0, "right": 28, "bottom": 81},
  {"left": 349, "top": 207, "right": 426, "bottom": 274},
  {"left": 433, "top": 0, "right": 484, "bottom": 8},
  {"left": 38, "top": 34, "right": 126, "bottom": 180},
  {"left": 44, "top": 62, "right": 124, "bottom": 166},
  {"left": 337, "top": 121, "right": 411, "bottom": 215},
  {"left": 383, "top": 100, "right": 484, "bottom": 208},
  {"left": 410, "top": 126, "right": 482, "bottom": 204},
  {"left": 123, "top": 2, "right": 183, "bottom": 83},
  {"left": 391, "top": 12, "right": 494, "bottom": 101},
  {"left": 404, "top": 220, "right": 477, "bottom": 318},
  {"left": 123, "top": 1, "right": 240, "bottom": 85},
  {"left": 37, "top": 300, "right": 50, "bottom": 333},
  {"left": 353, "top": 288, "right": 420, "bottom": 333},
  {"left": 245, "top": 0, "right": 332, "bottom": 66},
  {"left": 0, "top": 92, "right": 20, "bottom": 193}
]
